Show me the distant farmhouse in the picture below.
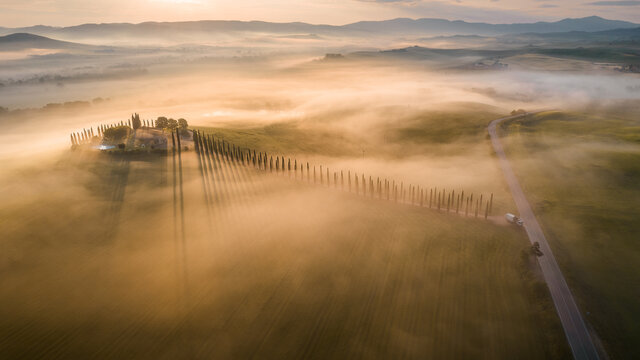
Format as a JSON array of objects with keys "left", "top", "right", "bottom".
[{"left": 70, "top": 113, "right": 193, "bottom": 153}]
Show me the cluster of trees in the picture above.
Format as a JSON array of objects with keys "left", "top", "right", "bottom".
[
  {"left": 103, "top": 126, "right": 131, "bottom": 142},
  {"left": 128, "top": 113, "right": 190, "bottom": 131},
  {"left": 156, "top": 117, "right": 188, "bottom": 130}
]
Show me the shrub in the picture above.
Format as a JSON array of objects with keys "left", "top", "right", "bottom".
[{"left": 103, "top": 126, "right": 131, "bottom": 142}]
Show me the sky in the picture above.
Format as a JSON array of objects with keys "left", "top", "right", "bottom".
[{"left": 0, "top": 0, "right": 639, "bottom": 28}]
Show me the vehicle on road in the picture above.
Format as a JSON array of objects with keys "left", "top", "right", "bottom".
[
  {"left": 532, "top": 242, "right": 543, "bottom": 257},
  {"left": 505, "top": 213, "right": 524, "bottom": 226}
]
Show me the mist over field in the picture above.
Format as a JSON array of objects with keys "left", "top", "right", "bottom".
[{"left": 1, "top": 9, "right": 639, "bottom": 360}]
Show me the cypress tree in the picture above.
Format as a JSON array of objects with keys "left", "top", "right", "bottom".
[
  {"left": 387, "top": 180, "right": 390, "bottom": 201},
  {"left": 355, "top": 173, "right": 359, "bottom": 194},
  {"left": 307, "top": 163, "right": 310, "bottom": 182},
  {"left": 270, "top": 156, "right": 273, "bottom": 172},
  {"left": 465, "top": 197, "right": 469, "bottom": 216},
  {"left": 429, "top": 188, "right": 433, "bottom": 208},
  {"left": 475, "top": 199, "right": 479, "bottom": 218},
  {"left": 420, "top": 189, "right": 424, "bottom": 207},
  {"left": 452, "top": 190, "right": 455, "bottom": 209},
  {"left": 363, "top": 175, "right": 366, "bottom": 195},
  {"left": 370, "top": 177, "right": 373, "bottom": 198},
  {"left": 393, "top": 181, "right": 396, "bottom": 202},
  {"left": 489, "top": 193, "right": 493, "bottom": 216},
  {"left": 320, "top": 166, "right": 323, "bottom": 184},
  {"left": 341, "top": 171, "right": 344, "bottom": 190},
  {"left": 326, "top": 168, "right": 329, "bottom": 186},
  {"left": 314, "top": 166, "right": 317, "bottom": 183}
]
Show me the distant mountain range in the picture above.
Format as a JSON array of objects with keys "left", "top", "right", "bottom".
[
  {"left": 0, "top": 16, "right": 637, "bottom": 42},
  {"left": 343, "top": 16, "right": 638, "bottom": 35}
]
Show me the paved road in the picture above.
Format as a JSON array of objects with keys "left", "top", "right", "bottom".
[{"left": 488, "top": 114, "right": 601, "bottom": 360}]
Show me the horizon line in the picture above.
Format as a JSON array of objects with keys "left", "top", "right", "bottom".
[{"left": 1, "top": 15, "right": 637, "bottom": 30}]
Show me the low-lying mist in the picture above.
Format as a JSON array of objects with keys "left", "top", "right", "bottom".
[{"left": 1, "top": 31, "right": 638, "bottom": 358}]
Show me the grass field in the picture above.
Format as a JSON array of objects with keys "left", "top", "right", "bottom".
[
  {"left": 0, "top": 107, "right": 572, "bottom": 359},
  {"left": 501, "top": 110, "right": 640, "bottom": 359}
]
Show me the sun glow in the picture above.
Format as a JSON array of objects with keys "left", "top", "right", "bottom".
[{"left": 150, "top": 0, "right": 203, "bottom": 4}]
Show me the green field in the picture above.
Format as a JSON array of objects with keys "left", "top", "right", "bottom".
[
  {"left": 501, "top": 110, "right": 640, "bottom": 359},
  {"left": 0, "top": 107, "right": 572, "bottom": 359}
]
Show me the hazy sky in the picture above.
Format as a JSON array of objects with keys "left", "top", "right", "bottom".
[{"left": 0, "top": 0, "right": 639, "bottom": 27}]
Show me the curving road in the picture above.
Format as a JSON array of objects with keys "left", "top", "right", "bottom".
[{"left": 489, "top": 114, "right": 601, "bottom": 360}]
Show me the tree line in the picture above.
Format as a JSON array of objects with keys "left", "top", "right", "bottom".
[{"left": 192, "top": 130, "right": 495, "bottom": 220}]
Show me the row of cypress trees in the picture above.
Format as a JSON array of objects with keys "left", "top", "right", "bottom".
[
  {"left": 70, "top": 117, "right": 160, "bottom": 146},
  {"left": 70, "top": 127, "right": 96, "bottom": 145},
  {"left": 192, "top": 130, "right": 495, "bottom": 219}
]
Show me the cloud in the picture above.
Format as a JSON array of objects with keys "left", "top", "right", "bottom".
[
  {"left": 586, "top": 1, "right": 640, "bottom": 5},
  {"left": 539, "top": 4, "right": 559, "bottom": 8}
]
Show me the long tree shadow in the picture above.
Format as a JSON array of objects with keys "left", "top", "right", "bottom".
[{"left": 102, "top": 153, "right": 132, "bottom": 242}]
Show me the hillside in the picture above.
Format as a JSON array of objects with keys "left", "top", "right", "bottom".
[{"left": 0, "top": 33, "right": 90, "bottom": 51}]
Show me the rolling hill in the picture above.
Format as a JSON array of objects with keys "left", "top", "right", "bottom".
[{"left": 0, "top": 33, "right": 92, "bottom": 51}]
